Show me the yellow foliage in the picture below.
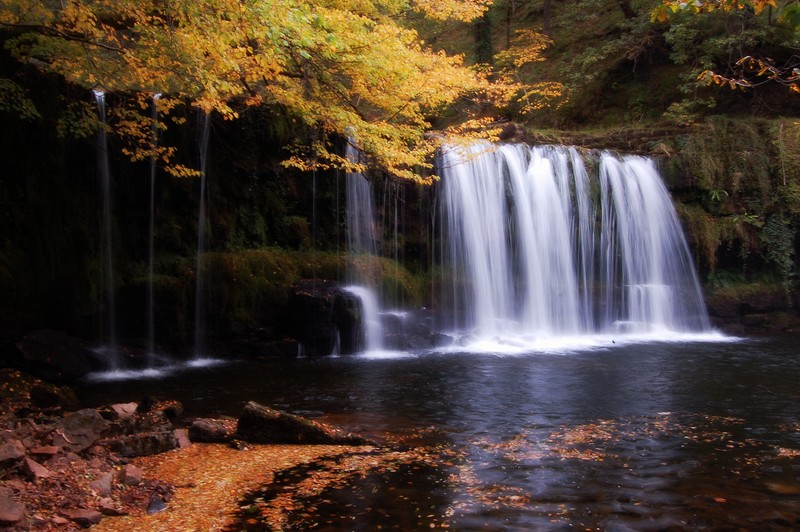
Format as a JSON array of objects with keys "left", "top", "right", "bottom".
[{"left": 1, "top": 0, "right": 512, "bottom": 181}]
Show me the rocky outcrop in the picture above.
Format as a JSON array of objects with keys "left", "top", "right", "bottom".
[
  {"left": 235, "top": 401, "right": 372, "bottom": 445},
  {"left": 287, "top": 280, "right": 379, "bottom": 356}
]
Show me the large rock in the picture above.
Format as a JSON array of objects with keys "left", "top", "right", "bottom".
[
  {"left": 14, "top": 330, "right": 94, "bottom": 383},
  {"left": 235, "top": 401, "right": 371, "bottom": 445},
  {"left": 52, "top": 409, "right": 109, "bottom": 452}
]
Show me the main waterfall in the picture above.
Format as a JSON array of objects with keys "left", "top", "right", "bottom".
[{"left": 438, "top": 143, "right": 711, "bottom": 342}]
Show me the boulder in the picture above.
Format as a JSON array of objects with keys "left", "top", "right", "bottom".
[
  {"left": 188, "top": 418, "right": 235, "bottom": 443},
  {"left": 106, "top": 431, "right": 178, "bottom": 457},
  {"left": 14, "top": 330, "right": 94, "bottom": 383},
  {"left": 235, "top": 401, "right": 371, "bottom": 445},
  {"left": 0, "top": 487, "right": 25, "bottom": 525},
  {"left": 52, "top": 409, "right": 109, "bottom": 452},
  {"left": 0, "top": 440, "right": 26, "bottom": 464}
]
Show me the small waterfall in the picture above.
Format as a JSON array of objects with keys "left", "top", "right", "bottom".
[
  {"left": 94, "top": 90, "right": 119, "bottom": 368},
  {"left": 343, "top": 286, "right": 383, "bottom": 352},
  {"left": 345, "top": 142, "right": 378, "bottom": 263},
  {"left": 344, "top": 141, "right": 383, "bottom": 351},
  {"left": 146, "top": 93, "right": 161, "bottom": 364},
  {"left": 438, "top": 142, "right": 710, "bottom": 341},
  {"left": 193, "top": 111, "right": 211, "bottom": 359}
]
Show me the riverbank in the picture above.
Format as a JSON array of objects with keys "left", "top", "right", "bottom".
[{"left": 0, "top": 369, "right": 373, "bottom": 530}]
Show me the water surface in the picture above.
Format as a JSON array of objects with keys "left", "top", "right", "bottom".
[{"left": 79, "top": 335, "right": 800, "bottom": 529}]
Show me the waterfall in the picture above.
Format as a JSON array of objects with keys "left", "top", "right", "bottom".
[
  {"left": 438, "top": 142, "right": 710, "bottom": 341},
  {"left": 343, "top": 286, "right": 383, "bottom": 352},
  {"left": 146, "top": 93, "right": 161, "bottom": 364},
  {"left": 193, "top": 111, "right": 211, "bottom": 359},
  {"left": 344, "top": 140, "right": 383, "bottom": 351},
  {"left": 345, "top": 142, "right": 378, "bottom": 263},
  {"left": 93, "top": 90, "right": 119, "bottom": 368}
]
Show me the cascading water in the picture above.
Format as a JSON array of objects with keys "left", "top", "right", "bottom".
[
  {"left": 193, "top": 111, "right": 211, "bottom": 360},
  {"left": 344, "top": 141, "right": 383, "bottom": 351},
  {"left": 343, "top": 285, "right": 383, "bottom": 352},
  {"left": 146, "top": 93, "right": 161, "bottom": 364},
  {"left": 94, "top": 90, "right": 119, "bottom": 369},
  {"left": 438, "top": 142, "right": 711, "bottom": 344}
]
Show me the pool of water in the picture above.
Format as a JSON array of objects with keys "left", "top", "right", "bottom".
[{"left": 78, "top": 334, "right": 800, "bottom": 529}]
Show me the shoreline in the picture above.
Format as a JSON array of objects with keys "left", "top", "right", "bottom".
[{"left": 94, "top": 443, "right": 363, "bottom": 531}]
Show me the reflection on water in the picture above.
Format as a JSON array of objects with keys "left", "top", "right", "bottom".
[{"left": 79, "top": 335, "right": 800, "bottom": 529}]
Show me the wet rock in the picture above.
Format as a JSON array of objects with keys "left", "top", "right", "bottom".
[
  {"left": 106, "top": 431, "right": 178, "bottom": 457},
  {"left": 0, "top": 440, "right": 26, "bottom": 463},
  {"left": 287, "top": 281, "right": 340, "bottom": 356},
  {"left": 62, "top": 509, "right": 103, "bottom": 528},
  {"left": 189, "top": 418, "right": 235, "bottom": 443},
  {"left": 236, "top": 401, "right": 371, "bottom": 445},
  {"left": 406, "top": 334, "right": 432, "bottom": 350},
  {"left": 90, "top": 471, "right": 114, "bottom": 497},
  {"left": 52, "top": 409, "right": 109, "bottom": 452},
  {"left": 23, "top": 457, "right": 52, "bottom": 480},
  {"left": 430, "top": 333, "right": 454, "bottom": 348},
  {"left": 14, "top": 330, "right": 94, "bottom": 383},
  {"left": 0, "top": 487, "right": 25, "bottom": 525}
]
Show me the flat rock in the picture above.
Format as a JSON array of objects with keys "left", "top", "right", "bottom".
[
  {"left": 29, "top": 445, "right": 60, "bottom": 457},
  {"left": 0, "top": 487, "right": 25, "bottom": 524}
]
